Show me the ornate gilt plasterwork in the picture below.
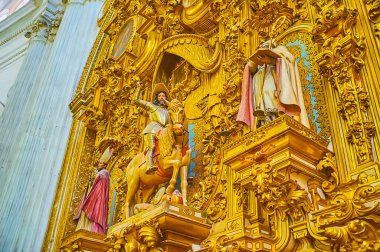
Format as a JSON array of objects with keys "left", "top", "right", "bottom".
[
  {"left": 243, "top": 162, "right": 312, "bottom": 222},
  {"left": 363, "top": 0, "right": 380, "bottom": 40},
  {"left": 312, "top": 0, "right": 377, "bottom": 168},
  {"left": 105, "top": 201, "right": 210, "bottom": 251},
  {"left": 182, "top": 0, "right": 218, "bottom": 34},
  {"left": 63, "top": 130, "right": 97, "bottom": 237},
  {"left": 105, "top": 219, "right": 163, "bottom": 252},
  {"left": 43, "top": 0, "right": 380, "bottom": 251},
  {"left": 278, "top": 29, "right": 331, "bottom": 139},
  {"left": 248, "top": 0, "right": 309, "bottom": 40},
  {"left": 222, "top": 116, "right": 328, "bottom": 251},
  {"left": 202, "top": 235, "right": 243, "bottom": 252},
  {"left": 104, "top": 0, "right": 140, "bottom": 41},
  {"left": 222, "top": 115, "right": 380, "bottom": 251},
  {"left": 310, "top": 173, "right": 380, "bottom": 251},
  {"left": 316, "top": 153, "right": 340, "bottom": 193},
  {"left": 167, "top": 61, "right": 201, "bottom": 101}
]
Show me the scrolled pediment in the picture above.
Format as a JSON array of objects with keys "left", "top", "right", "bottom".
[{"left": 155, "top": 34, "right": 222, "bottom": 73}]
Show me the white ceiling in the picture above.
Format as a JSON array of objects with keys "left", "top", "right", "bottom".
[{"left": 0, "top": 0, "right": 31, "bottom": 21}]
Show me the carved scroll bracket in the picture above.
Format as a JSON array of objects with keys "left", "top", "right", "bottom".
[{"left": 309, "top": 173, "right": 380, "bottom": 251}]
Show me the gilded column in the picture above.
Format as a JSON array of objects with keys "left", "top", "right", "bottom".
[{"left": 311, "top": 0, "right": 379, "bottom": 181}]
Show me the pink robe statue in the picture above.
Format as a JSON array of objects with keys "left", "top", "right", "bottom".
[
  {"left": 74, "top": 169, "right": 110, "bottom": 234},
  {"left": 237, "top": 45, "right": 310, "bottom": 130}
]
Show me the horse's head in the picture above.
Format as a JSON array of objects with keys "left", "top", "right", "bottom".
[{"left": 167, "top": 99, "right": 186, "bottom": 136}]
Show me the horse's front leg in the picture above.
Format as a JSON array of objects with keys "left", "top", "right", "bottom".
[
  {"left": 180, "top": 165, "right": 188, "bottom": 206},
  {"left": 166, "top": 160, "right": 180, "bottom": 195},
  {"left": 179, "top": 149, "right": 191, "bottom": 206}
]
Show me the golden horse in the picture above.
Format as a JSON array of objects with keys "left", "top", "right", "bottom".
[{"left": 123, "top": 99, "right": 191, "bottom": 218}]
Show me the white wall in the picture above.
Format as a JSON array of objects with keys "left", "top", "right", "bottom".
[{"left": 0, "top": 32, "right": 29, "bottom": 113}]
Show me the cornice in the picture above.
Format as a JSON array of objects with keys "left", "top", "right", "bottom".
[
  {"left": 0, "top": 2, "right": 36, "bottom": 47},
  {"left": 0, "top": 1, "right": 38, "bottom": 32},
  {"left": 0, "top": 0, "right": 64, "bottom": 47},
  {"left": 0, "top": 45, "right": 28, "bottom": 70}
]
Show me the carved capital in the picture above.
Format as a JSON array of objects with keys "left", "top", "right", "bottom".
[
  {"left": 25, "top": 18, "right": 50, "bottom": 42},
  {"left": 48, "top": 8, "right": 64, "bottom": 42},
  {"left": 25, "top": 7, "right": 65, "bottom": 43}
]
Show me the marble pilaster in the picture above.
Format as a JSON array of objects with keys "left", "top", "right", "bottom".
[{"left": 0, "top": 0, "right": 103, "bottom": 251}]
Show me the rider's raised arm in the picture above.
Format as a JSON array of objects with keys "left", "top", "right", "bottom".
[{"left": 133, "top": 84, "right": 156, "bottom": 112}]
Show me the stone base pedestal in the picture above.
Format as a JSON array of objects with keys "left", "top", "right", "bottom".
[
  {"left": 108, "top": 201, "right": 210, "bottom": 252},
  {"left": 217, "top": 115, "right": 331, "bottom": 251},
  {"left": 60, "top": 230, "right": 110, "bottom": 252},
  {"left": 61, "top": 202, "right": 209, "bottom": 251}
]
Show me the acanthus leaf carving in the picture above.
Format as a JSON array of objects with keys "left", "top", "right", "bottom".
[
  {"left": 25, "top": 18, "right": 50, "bottom": 41},
  {"left": 248, "top": 0, "right": 309, "bottom": 40},
  {"left": 311, "top": 173, "right": 380, "bottom": 251},
  {"left": 246, "top": 162, "right": 311, "bottom": 222}
]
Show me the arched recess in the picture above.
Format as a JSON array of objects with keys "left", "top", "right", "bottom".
[
  {"left": 275, "top": 24, "right": 331, "bottom": 141},
  {"left": 143, "top": 35, "right": 224, "bottom": 213},
  {"left": 152, "top": 34, "right": 222, "bottom": 84}
]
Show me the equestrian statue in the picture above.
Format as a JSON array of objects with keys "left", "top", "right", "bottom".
[{"left": 123, "top": 81, "right": 191, "bottom": 218}]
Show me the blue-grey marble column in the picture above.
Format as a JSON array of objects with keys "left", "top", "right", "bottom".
[
  {"left": 0, "top": 0, "right": 103, "bottom": 250},
  {"left": 0, "top": 18, "right": 50, "bottom": 176}
]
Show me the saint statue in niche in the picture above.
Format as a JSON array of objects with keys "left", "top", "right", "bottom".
[
  {"left": 237, "top": 40, "right": 310, "bottom": 130},
  {"left": 74, "top": 147, "right": 113, "bottom": 234}
]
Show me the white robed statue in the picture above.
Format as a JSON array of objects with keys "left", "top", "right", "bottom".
[{"left": 237, "top": 39, "right": 310, "bottom": 130}]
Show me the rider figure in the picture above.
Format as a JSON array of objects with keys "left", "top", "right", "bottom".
[{"left": 134, "top": 81, "right": 170, "bottom": 175}]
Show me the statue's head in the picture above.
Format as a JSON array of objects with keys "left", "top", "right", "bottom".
[
  {"left": 152, "top": 83, "right": 170, "bottom": 108},
  {"left": 153, "top": 91, "right": 168, "bottom": 108},
  {"left": 97, "top": 162, "right": 107, "bottom": 170},
  {"left": 168, "top": 99, "right": 185, "bottom": 136},
  {"left": 97, "top": 146, "right": 113, "bottom": 170}
]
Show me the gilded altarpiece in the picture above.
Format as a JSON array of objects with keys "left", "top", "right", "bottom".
[{"left": 44, "top": 0, "right": 380, "bottom": 251}]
